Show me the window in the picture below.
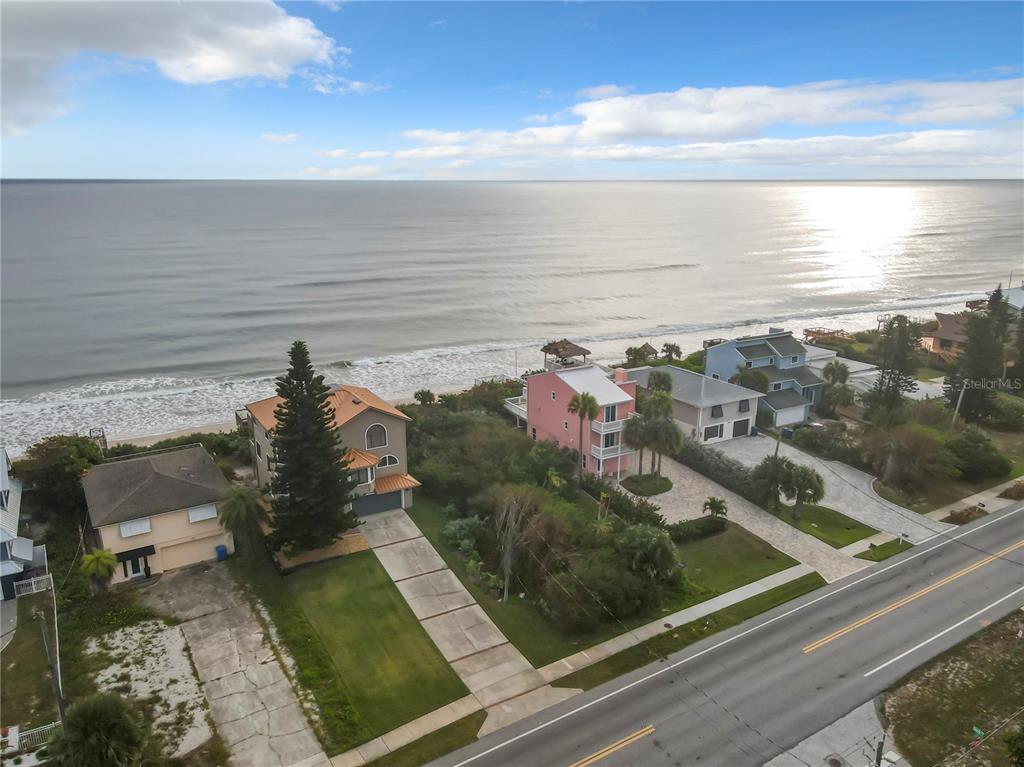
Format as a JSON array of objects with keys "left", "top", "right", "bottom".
[
  {"left": 551, "top": 391, "right": 557, "bottom": 401},
  {"left": 739, "top": 399, "right": 750, "bottom": 413},
  {"left": 745, "top": 361, "right": 753, "bottom": 369},
  {"left": 703, "top": 424, "right": 723, "bottom": 441},
  {"left": 596, "top": 459, "right": 603, "bottom": 474},
  {"left": 604, "top": 404, "right": 617, "bottom": 422},
  {"left": 376, "top": 455, "right": 399, "bottom": 468},
  {"left": 563, "top": 420, "right": 569, "bottom": 431},
  {"left": 365, "top": 423, "right": 388, "bottom": 449},
  {"left": 940, "top": 338, "right": 953, "bottom": 351},
  {"left": 603, "top": 432, "right": 618, "bottom": 448},
  {"left": 768, "top": 357, "right": 775, "bottom": 365},
  {"left": 712, "top": 374, "right": 720, "bottom": 380},
  {"left": 791, "top": 356, "right": 799, "bottom": 363},
  {"left": 255, "top": 442, "right": 262, "bottom": 458},
  {"left": 772, "top": 383, "right": 782, "bottom": 391},
  {"left": 531, "top": 427, "right": 537, "bottom": 440},
  {"left": 711, "top": 404, "right": 723, "bottom": 418},
  {"left": 187, "top": 504, "right": 218, "bottom": 524},
  {"left": 119, "top": 518, "right": 151, "bottom": 538},
  {"left": 354, "top": 467, "right": 375, "bottom": 485}
]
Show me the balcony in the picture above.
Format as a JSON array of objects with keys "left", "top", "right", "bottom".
[
  {"left": 503, "top": 395, "right": 528, "bottom": 421},
  {"left": 591, "top": 443, "right": 635, "bottom": 460},
  {"left": 591, "top": 413, "right": 634, "bottom": 434}
]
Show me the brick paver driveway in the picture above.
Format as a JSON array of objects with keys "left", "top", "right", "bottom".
[
  {"left": 654, "top": 457, "right": 865, "bottom": 583},
  {"left": 714, "top": 435, "right": 954, "bottom": 543}
]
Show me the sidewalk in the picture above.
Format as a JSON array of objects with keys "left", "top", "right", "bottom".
[
  {"left": 763, "top": 700, "right": 906, "bottom": 767},
  {"left": 923, "top": 474, "right": 1023, "bottom": 522}
]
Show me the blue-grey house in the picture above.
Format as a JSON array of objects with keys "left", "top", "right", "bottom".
[{"left": 704, "top": 329, "right": 823, "bottom": 427}]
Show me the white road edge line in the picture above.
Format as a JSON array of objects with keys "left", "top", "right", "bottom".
[
  {"left": 448, "top": 506, "right": 1024, "bottom": 767},
  {"left": 863, "top": 584, "right": 1024, "bottom": 677}
]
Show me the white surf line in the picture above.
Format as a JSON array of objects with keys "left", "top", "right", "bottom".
[
  {"left": 863, "top": 584, "right": 1024, "bottom": 678},
  {"left": 448, "top": 506, "right": 1024, "bottom": 767}
]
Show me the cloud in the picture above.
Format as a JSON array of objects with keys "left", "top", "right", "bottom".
[
  {"left": 303, "top": 164, "right": 384, "bottom": 179},
  {"left": 2, "top": 1, "right": 337, "bottom": 136},
  {"left": 307, "top": 73, "right": 390, "bottom": 95},
  {"left": 577, "top": 84, "right": 632, "bottom": 100},
  {"left": 261, "top": 132, "right": 299, "bottom": 143},
  {"left": 319, "top": 148, "right": 391, "bottom": 159},
  {"left": 429, "top": 19, "right": 448, "bottom": 28}
]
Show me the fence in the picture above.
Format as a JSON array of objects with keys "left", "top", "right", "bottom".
[
  {"left": 17, "top": 721, "right": 62, "bottom": 751},
  {"left": 14, "top": 573, "right": 53, "bottom": 597}
]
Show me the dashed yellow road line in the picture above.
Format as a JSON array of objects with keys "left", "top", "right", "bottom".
[
  {"left": 569, "top": 725, "right": 656, "bottom": 767},
  {"left": 803, "top": 538, "right": 1024, "bottom": 654}
]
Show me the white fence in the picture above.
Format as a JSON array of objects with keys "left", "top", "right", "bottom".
[
  {"left": 14, "top": 574, "right": 53, "bottom": 597},
  {"left": 18, "top": 721, "right": 62, "bottom": 750}
]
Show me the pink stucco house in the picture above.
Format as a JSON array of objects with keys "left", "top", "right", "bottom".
[{"left": 505, "top": 365, "right": 637, "bottom": 479}]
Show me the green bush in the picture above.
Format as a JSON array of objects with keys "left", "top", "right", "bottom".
[
  {"left": 614, "top": 524, "right": 678, "bottom": 581},
  {"left": 792, "top": 422, "right": 867, "bottom": 469},
  {"left": 674, "top": 437, "right": 756, "bottom": 502},
  {"left": 580, "top": 474, "right": 665, "bottom": 527},
  {"left": 105, "top": 429, "right": 251, "bottom": 461},
  {"left": 945, "top": 427, "right": 1012, "bottom": 481},
  {"left": 442, "top": 516, "right": 489, "bottom": 556},
  {"left": 667, "top": 516, "right": 727, "bottom": 543},
  {"left": 984, "top": 395, "right": 1024, "bottom": 431},
  {"left": 541, "top": 551, "right": 654, "bottom": 631}
]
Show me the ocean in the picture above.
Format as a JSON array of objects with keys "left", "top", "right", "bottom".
[{"left": 2, "top": 180, "right": 1021, "bottom": 455}]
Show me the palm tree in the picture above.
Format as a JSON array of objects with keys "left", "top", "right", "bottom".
[
  {"left": 647, "top": 370, "right": 673, "bottom": 393},
  {"left": 623, "top": 414, "right": 649, "bottom": 476},
  {"left": 219, "top": 485, "right": 268, "bottom": 556},
  {"left": 823, "top": 360, "right": 850, "bottom": 386},
  {"left": 649, "top": 417, "right": 682, "bottom": 475},
  {"left": 80, "top": 549, "right": 117, "bottom": 593},
  {"left": 702, "top": 496, "right": 728, "bottom": 518},
  {"left": 47, "top": 692, "right": 148, "bottom": 767},
  {"left": 750, "top": 454, "right": 795, "bottom": 512},
  {"left": 785, "top": 465, "right": 825, "bottom": 521},
  {"left": 640, "top": 390, "right": 674, "bottom": 473},
  {"left": 567, "top": 391, "right": 600, "bottom": 481},
  {"left": 495, "top": 486, "right": 543, "bottom": 602},
  {"left": 661, "top": 342, "right": 682, "bottom": 360}
]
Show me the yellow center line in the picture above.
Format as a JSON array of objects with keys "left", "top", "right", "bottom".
[
  {"left": 568, "top": 725, "right": 656, "bottom": 767},
  {"left": 803, "top": 538, "right": 1024, "bottom": 654}
]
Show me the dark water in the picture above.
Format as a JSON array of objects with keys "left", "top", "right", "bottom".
[{"left": 2, "top": 180, "right": 1021, "bottom": 452}]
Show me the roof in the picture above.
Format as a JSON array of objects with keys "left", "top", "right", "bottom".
[
  {"left": 247, "top": 384, "right": 410, "bottom": 432},
  {"left": 734, "top": 331, "right": 806, "bottom": 358},
  {"left": 553, "top": 365, "right": 633, "bottom": 406},
  {"left": 926, "top": 313, "right": 968, "bottom": 343},
  {"left": 762, "top": 389, "right": 812, "bottom": 411},
  {"left": 374, "top": 473, "right": 422, "bottom": 493},
  {"left": 736, "top": 342, "right": 776, "bottom": 360},
  {"left": 801, "top": 343, "right": 837, "bottom": 363},
  {"left": 764, "top": 333, "right": 807, "bottom": 357},
  {"left": 627, "top": 366, "right": 764, "bottom": 408},
  {"left": 760, "top": 366, "right": 823, "bottom": 387},
  {"left": 1, "top": 477, "right": 22, "bottom": 540},
  {"left": 83, "top": 445, "right": 230, "bottom": 528},
  {"left": 541, "top": 339, "right": 591, "bottom": 358},
  {"left": 344, "top": 448, "right": 380, "bottom": 470},
  {"left": 997, "top": 286, "right": 1024, "bottom": 311},
  {"left": 637, "top": 342, "right": 658, "bottom": 356}
]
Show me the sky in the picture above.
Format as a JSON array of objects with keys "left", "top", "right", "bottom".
[{"left": 2, "top": 1, "right": 1023, "bottom": 180}]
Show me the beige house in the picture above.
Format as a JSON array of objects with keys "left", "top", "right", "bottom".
[
  {"left": 243, "top": 384, "right": 420, "bottom": 515},
  {"left": 83, "top": 445, "right": 233, "bottom": 585}
]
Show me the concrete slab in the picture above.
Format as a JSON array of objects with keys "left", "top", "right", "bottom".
[
  {"left": 477, "top": 686, "right": 582, "bottom": 737},
  {"left": 396, "top": 569, "right": 476, "bottom": 619},
  {"left": 359, "top": 509, "right": 422, "bottom": 548},
  {"left": 421, "top": 605, "right": 509, "bottom": 662},
  {"left": 379, "top": 695, "right": 482, "bottom": 752},
  {"left": 763, "top": 700, "right": 902, "bottom": 767},
  {"left": 356, "top": 737, "right": 390, "bottom": 763},
  {"left": 450, "top": 642, "right": 535, "bottom": 692},
  {"left": 373, "top": 537, "right": 447, "bottom": 582}
]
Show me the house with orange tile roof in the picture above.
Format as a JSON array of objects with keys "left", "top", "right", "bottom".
[{"left": 242, "top": 384, "right": 421, "bottom": 516}]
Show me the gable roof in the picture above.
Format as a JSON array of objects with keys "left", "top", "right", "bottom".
[
  {"left": 553, "top": 365, "right": 633, "bottom": 406},
  {"left": 247, "top": 384, "right": 410, "bottom": 432},
  {"left": 760, "top": 365, "right": 823, "bottom": 387},
  {"left": 541, "top": 339, "right": 591, "bottom": 359},
  {"left": 83, "top": 445, "right": 230, "bottom": 527},
  {"left": 997, "top": 286, "right": 1024, "bottom": 311},
  {"left": 627, "top": 366, "right": 764, "bottom": 408},
  {"left": 762, "top": 389, "right": 812, "bottom": 411},
  {"left": 737, "top": 342, "right": 776, "bottom": 360},
  {"left": 928, "top": 312, "right": 968, "bottom": 343},
  {"left": 733, "top": 331, "right": 805, "bottom": 359}
]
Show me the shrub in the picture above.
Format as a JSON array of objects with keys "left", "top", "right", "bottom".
[
  {"left": 674, "top": 437, "right": 755, "bottom": 501},
  {"left": 614, "top": 524, "right": 678, "bottom": 581},
  {"left": 667, "top": 516, "right": 727, "bottom": 543},
  {"left": 999, "top": 480, "right": 1024, "bottom": 500},
  {"left": 984, "top": 395, "right": 1024, "bottom": 431},
  {"left": 862, "top": 424, "right": 960, "bottom": 491},
  {"left": 945, "top": 427, "right": 1012, "bottom": 481},
  {"left": 542, "top": 551, "right": 654, "bottom": 630},
  {"left": 580, "top": 474, "right": 665, "bottom": 527},
  {"left": 442, "top": 516, "right": 489, "bottom": 556},
  {"left": 792, "top": 422, "right": 866, "bottom": 468}
]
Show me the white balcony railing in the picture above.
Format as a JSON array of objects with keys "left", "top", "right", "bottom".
[
  {"left": 591, "top": 443, "right": 635, "bottom": 460},
  {"left": 503, "top": 395, "right": 528, "bottom": 420},
  {"left": 591, "top": 418, "right": 627, "bottom": 434}
]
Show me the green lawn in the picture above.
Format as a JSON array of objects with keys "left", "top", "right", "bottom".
[
  {"left": 855, "top": 538, "right": 913, "bottom": 561},
  {"left": 554, "top": 572, "right": 827, "bottom": 690},
  {"left": 0, "top": 592, "right": 60, "bottom": 730},
  {"left": 775, "top": 504, "right": 877, "bottom": 548},
  {"left": 916, "top": 365, "right": 947, "bottom": 382},
  {"left": 676, "top": 521, "right": 798, "bottom": 594},
  {"left": 620, "top": 474, "right": 673, "bottom": 497},
  {"left": 285, "top": 552, "right": 468, "bottom": 741},
  {"left": 367, "top": 711, "right": 487, "bottom": 767}
]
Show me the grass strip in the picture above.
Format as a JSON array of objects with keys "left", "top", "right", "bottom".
[
  {"left": 855, "top": 538, "right": 913, "bottom": 561},
  {"left": 366, "top": 711, "right": 488, "bottom": 767}
]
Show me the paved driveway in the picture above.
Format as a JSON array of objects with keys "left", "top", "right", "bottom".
[
  {"left": 655, "top": 457, "right": 865, "bottom": 583},
  {"left": 714, "top": 435, "right": 954, "bottom": 543},
  {"left": 143, "top": 564, "right": 328, "bottom": 767}
]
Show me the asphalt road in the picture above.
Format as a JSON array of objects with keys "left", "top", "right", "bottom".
[{"left": 435, "top": 505, "right": 1024, "bottom": 767}]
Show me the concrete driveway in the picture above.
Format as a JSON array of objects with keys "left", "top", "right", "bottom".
[
  {"left": 654, "top": 457, "right": 865, "bottom": 583},
  {"left": 714, "top": 435, "right": 954, "bottom": 543},
  {"left": 143, "top": 564, "right": 329, "bottom": 767}
]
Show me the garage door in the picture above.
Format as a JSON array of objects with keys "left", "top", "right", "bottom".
[
  {"left": 352, "top": 491, "right": 402, "bottom": 516},
  {"left": 774, "top": 405, "right": 807, "bottom": 427},
  {"left": 160, "top": 537, "right": 222, "bottom": 571},
  {"left": 732, "top": 419, "right": 750, "bottom": 438}
]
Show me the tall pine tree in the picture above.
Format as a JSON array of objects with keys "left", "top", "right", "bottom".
[
  {"left": 945, "top": 309, "right": 1000, "bottom": 421},
  {"left": 988, "top": 284, "right": 1010, "bottom": 376},
  {"left": 269, "top": 341, "right": 359, "bottom": 553},
  {"left": 866, "top": 314, "right": 920, "bottom": 417}
]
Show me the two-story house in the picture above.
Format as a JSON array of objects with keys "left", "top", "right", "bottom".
[
  {"left": 83, "top": 445, "right": 234, "bottom": 585},
  {"left": 1, "top": 446, "right": 47, "bottom": 601},
  {"left": 244, "top": 384, "right": 420, "bottom": 515},
  {"left": 505, "top": 364, "right": 637, "bottom": 480},
  {"left": 627, "top": 366, "right": 765, "bottom": 444},
  {"left": 704, "top": 330, "right": 823, "bottom": 427}
]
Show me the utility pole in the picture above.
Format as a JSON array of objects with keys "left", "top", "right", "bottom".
[
  {"left": 874, "top": 732, "right": 886, "bottom": 767},
  {"left": 35, "top": 609, "right": 66, "bottom": 724},
  {"left": 952, "top": 379, "right": 968, "bottom": 425}
]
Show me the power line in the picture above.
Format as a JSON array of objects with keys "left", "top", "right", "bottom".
[{"left": 928, "top": 704, "right": 1024, "bottom": 767}]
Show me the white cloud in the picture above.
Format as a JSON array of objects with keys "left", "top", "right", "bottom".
[
  {"left": 2, "top": 1, "right": 338, "bottom": 136},
  {"left": 261, "top": 132, "right": 299, "bottom": 143},
  {"left": 577, "top": 84, "right": 632, "bottom": 100},
  {"left": 319, "top": 148, "right": 391, "bottom": 159},
  {"left": 303, "top": 164, "right": 384, "bottom": 179},
  {"left": 307, "top": 73, "right": 390, "bottom": 95},
  {"left": 429, "top": 19, "right": 448, "bottom": 28}
]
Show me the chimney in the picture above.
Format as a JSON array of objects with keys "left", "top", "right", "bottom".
[{"left": 614, "top": 368, "right": 628, "bottom": 383}]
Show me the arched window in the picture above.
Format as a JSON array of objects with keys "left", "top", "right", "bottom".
[
  {"left": 376, "top": 454, "right": 399, "bottom": 468},
  {"left": 365, "top": 423, "right": 388, "bottom": 449}
]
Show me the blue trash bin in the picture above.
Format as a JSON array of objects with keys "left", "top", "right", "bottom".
[{"left": 215, "top": 544, "right": 228, "bottom": 561}]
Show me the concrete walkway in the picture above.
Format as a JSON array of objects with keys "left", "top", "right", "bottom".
[
  {"left": 143, "top": 564, "right": 329, "bottom": 767},
  {"left": 539, "top": 563, "right": 816, "bottom": 683},
  {"left": 923, "top": 473, "right": 1024, "bottom": 522},
  {"left": 655, "top": 456, "right": 866, "bottom": 582},
  {"left": 715, "top": 435, "right": 954, "bottom": 543},
  {"left": 356, "top": 510, "right": 579, "bottom": 741},
  {"left": 764, "top": 700, "right": 906, "bottom": 767}
]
